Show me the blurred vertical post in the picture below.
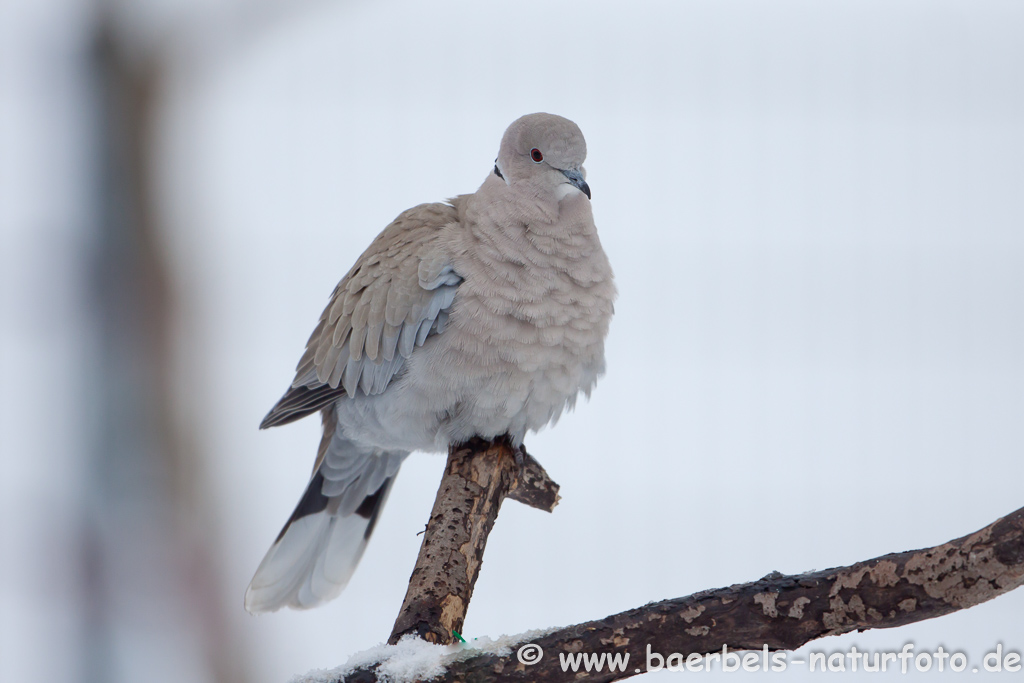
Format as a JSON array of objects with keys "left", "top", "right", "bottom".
[{"left": 82, "top": 11, "right": 247, "bottom": 683}]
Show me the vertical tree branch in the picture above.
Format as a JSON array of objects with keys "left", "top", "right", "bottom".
[{"left": 389, "top": 437, "right": 559, "bottom": 645}]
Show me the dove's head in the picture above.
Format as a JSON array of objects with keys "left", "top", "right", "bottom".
[{"left": 494, "top": 113, "right": 590, "bottom": 201}]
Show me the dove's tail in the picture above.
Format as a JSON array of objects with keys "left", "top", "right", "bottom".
[{"left": 245, "top": 410, "right": 407, "bottom": 613}]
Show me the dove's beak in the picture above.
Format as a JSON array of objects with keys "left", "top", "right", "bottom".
[{"left": 561, "top": 168, "right": 591, "bottom": 200}]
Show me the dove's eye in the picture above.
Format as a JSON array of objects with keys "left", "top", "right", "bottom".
[{"left": 530, "top": 149, "right": 544, "bottom": 163}]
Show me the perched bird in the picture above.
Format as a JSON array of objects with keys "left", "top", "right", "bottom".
[{"left": 245, "top": 113, "right": 616, "bottom": 613}]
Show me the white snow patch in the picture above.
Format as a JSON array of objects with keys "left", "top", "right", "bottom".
[{"left": 290, "top": 628, "right": 561, "bottom": 683}]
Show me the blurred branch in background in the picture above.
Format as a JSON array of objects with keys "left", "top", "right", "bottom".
[
  {"left": 0, "top": 0, "right": 342, "bottom": 680},
  {"left": 83, "top": 14, "right": 248, "bottom": 683},
  {"left": 79, "top": 0, "right": 339, "bottom": 677}
]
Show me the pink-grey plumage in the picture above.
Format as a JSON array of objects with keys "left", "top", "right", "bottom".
[{"left": 246, "top": 113, "right": 615, "bottom": 613}]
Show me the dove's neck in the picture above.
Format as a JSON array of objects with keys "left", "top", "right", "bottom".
[
  {"left": 449, "top": 182, "right": 607, "bottom": 288},
  {"left": 467, "top": 173, "right": 596, "bottom": 237}
]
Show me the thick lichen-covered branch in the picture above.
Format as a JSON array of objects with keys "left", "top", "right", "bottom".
[{"left": 346, "top": 502, "right": 1024, "bottom": 682}]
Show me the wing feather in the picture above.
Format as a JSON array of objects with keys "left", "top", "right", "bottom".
[{"left": 260, "top": 202, "right": 463, "bottom": 429}]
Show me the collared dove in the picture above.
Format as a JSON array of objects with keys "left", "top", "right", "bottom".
[{"left": 245, "top": 113, "right": 616, "bottom": 613}]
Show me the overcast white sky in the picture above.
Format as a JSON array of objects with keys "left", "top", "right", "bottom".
[{"left": 4, "top": 1, "right": 1024, "bottom": 682}]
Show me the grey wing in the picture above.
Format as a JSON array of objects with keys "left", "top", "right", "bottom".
[{"left": 260, "top": 202, "right": 462, "bottom": 429}]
